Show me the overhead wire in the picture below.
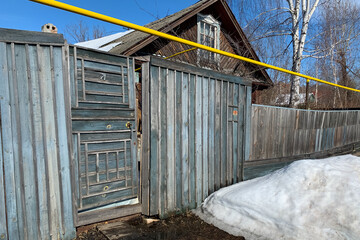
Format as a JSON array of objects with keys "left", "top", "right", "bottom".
[{"left": 29, "top": 0, "right": 360, "bottom": 93}]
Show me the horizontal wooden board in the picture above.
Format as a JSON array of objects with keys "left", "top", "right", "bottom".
[
  {"left": 72, "top": 120, "right": 135, "bottom": 132},
  {"left": 72, "top": 108, "right": 135, "bottom": 119},
  {"left": 0, "top": 28, "right": 65, "bottom": 44}
]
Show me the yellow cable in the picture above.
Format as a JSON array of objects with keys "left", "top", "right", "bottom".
[
  {"left": 29, "top": 0, "right": 360, "bottom": 93},
  {"left": 134, "top": 47, "right": 197, "bottom": 72},
  {"left": 164, "top": 47, "right": 197, "bottom": 59}
]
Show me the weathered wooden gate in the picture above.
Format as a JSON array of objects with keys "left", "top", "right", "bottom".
[
  {"left": 141, "top": 57, "right": 252, "bottom": 217},
  {"left": 69, "top": 47, "right": 140, "bottom": 225}
]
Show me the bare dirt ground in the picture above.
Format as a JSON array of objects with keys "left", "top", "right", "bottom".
[{"left": 76, "top": 212, "right": 245, "bottom": 240}]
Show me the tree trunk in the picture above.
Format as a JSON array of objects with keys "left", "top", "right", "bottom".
[
  {"left": 289, "top": 60, "right": 301, "bottom": 107},
  {"left": 288, "top": 0, "right": 320, "bottom": 108}
]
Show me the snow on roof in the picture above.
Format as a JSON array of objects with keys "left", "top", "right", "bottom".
[
  {"left": 74, "top": 30, "right": 134, "bottom": 52},
  {"left": 195, "top": 154, "right": 360, "bottom": 239}
]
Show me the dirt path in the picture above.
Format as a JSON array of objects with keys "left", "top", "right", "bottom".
[{"left": 76, "top": 212, "right": 245, "bottom": 240}]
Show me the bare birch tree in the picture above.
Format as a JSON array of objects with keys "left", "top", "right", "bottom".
[
  {"left": 286, "top": 0, "right": 320, "bottom": 107},
  {"left": 228, "top": 0, "right": 360, "bottom": 108},
  {"left": 315, "top": 0, "right": 360, "bottom": 108},
  {"left": 228, "top": 0, "right": 323, "bottom": 107}
]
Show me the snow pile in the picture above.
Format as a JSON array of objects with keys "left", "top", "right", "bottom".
[
  {"left": 75, "top": 30, "right": 133, "bottom": 52},
  {"left": 195, "top": 155, "right": 360, "bottom": 240}
]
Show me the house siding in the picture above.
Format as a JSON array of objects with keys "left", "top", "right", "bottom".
[{"left": 137, "top": 15, "right": 262, "bottom": 82}]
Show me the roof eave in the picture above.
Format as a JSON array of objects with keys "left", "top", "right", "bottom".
[{"left": 121, "top": 0, "right": 218, "bottom": 56}]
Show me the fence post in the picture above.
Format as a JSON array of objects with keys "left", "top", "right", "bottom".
[{"left": 305, "top": 79, "right": 310, "bottom": 109}]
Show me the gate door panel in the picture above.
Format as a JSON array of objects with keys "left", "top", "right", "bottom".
[{"left": 69, "top": 47, "right": 138, "bottom": 213}]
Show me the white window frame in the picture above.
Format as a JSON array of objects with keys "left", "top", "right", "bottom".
[{"left": 197, "top": 14, "right": 221, "bottom": 63}]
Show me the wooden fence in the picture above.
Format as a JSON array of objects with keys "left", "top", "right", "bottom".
[
  {"left": 141, "top": 57, "right": 252, "bottom": 217},
  {"left": 0, "top": 29, "right": 75, "bottom": 239},
  {"left": 249, "top": 104, "right": 360, "bottom": 162}
]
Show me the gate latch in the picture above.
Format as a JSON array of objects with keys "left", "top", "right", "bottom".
[{"left": 126, "top": 122, "right": 132, "bottom": 129}]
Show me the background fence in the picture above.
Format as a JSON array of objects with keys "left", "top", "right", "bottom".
[{"left": 249, "top": 104, "right": 360, "bottom": 161}]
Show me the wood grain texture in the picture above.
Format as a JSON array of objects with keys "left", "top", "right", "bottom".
[
  {"left": 249, "top": 105, "right": 360, "bottom": 162},
  {"left": 0, "top": 38, "right": 76, "bottom": 239},
  {"left": 145, "top": 56, "right": 249, "bottom": 217},
  {"left": 141, "top": 62, "right": 150, "bottom": 215}
]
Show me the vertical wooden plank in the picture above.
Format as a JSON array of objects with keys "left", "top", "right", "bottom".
[
  {"left": 39, "top": 45, "right": 62, "bottom": 236},
  {"left": 149, "top": 65, "right": 159, "bottom": 215},
  {"left": 128, "top": 58, "right": 136, "bottom": 109},
  {"left": 81, "top": 59, "right": 85, "bottom": 100},
  {"left": 343, "top": 112, "right": 348, "bottom": 145},
  {"left": 1, "top": 42, "right": 21, "bottom": 240},
  {"left": 121, "top": 65, "right": 125, "bottom": 103},
  {"left": 195, "top": 75, "right": 203, "bottom": 206},
  {"left": 207, "top": 79, "right": 215, "bottom": 194},
  {"left": 175, "top": 70, "right": 182, "bottom": 211},
  {"left": 46, "top": 45, "right": 63, "bottom": 237},
  {"left": 220, "top": 81, "right": 227, "bottom": 187},
  {"left": 237, "top": 85, "right": 245, "bottom": 181},
  {"left": 274, "top": 107, "right": 282, "bottom": 158},
  {"left": 250, "top": 105, "right": 258, "bottom": 160},
  {"left": 69, "top": 47, "right": 76, "bottom": 108},
  {"left": 51, "top": 45, "right": 66, "bottom": 236},
  {"left": 181, "top": 73, "right": 189, "bottom": 208},
  {"left": 9, "top": 43, "right": 26, "bottom": 240},
  {"left": 355, "top": 112, "right": 360, "bottom": 142},
  {"left": 244, "top": 86, "right": 252, "bottom": 163},
  {"left": 166, "top": 69, "right": 175, "bottom": 212},
  {"left": 0, "top": 126, "right": 7, "bottom": 240},
  {"left": 188, "top": 74, "right": 196, "bottom": 208},
  {"left": 214, "top": 80, "right": 221, "bottom": 191},
  {"left": 202, "top": 77, "right": 209, "bottom": 199},
  {"left": 316, "top": 112, "right": 323, "bottom": 151},
  {"left": 65, "top": 44, "right": 78, "bottom": 229},
  {"left": 0, "top": 115, "right": 7, "bottom": 240},
  {"left": 309, "top": 111, "right": 316, "bottom": 152},
  {"left": 293, "top": 110, "right": 299, "bottom": 156},
  {"left": 227, "top": 83, "right": 234, "bottom": 185},
  {"left": 321, "top": 112, "right": 327, "bottom": 150},
  {"left": 0, "top": 42, "right": 10, "bottom": 240},
  {"left": 159, "top": 67, "right": 167, "bottom": 216},
  {"left": 53, "top": 46, "right": 75, "bottom": 238},
  {"left": 17, "top": 44, "right": 38, "bottom": 240},
  {"left": 29, "top": 44, "right": 50, "bottom": 239},
  {"left": 141, "top": 62, "right": 150, "bottom": 215},
  {"left": 73, "top": 47, "right": 79, "bottom": 108},
  {"left": 288, "top": 109, "right": 296, "bottom": 157},
  {"left": 256, "top": 107, "right": 264, "bottom": 159},
  {"left": 282, "top": 108, "right": 289, "bottom": 157},
  {"left": 128, "top": 59, "right": 139, "bottom": 202},
  {"left": 265, "top": 108, "right": 273, "bottom": 159}
]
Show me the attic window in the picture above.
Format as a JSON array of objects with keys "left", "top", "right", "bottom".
[{"left": 197, "top": 14, "right": 220, "bottom": 63}]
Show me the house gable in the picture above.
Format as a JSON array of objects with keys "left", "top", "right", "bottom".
[{"left": 78, "top": 0, "right": 273, "bottom": 87}]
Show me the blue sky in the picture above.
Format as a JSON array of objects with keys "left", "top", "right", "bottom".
[{"left": 1, "top": 0, "right": 198, "bottom": 42}]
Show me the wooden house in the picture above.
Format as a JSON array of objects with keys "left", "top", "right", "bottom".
[{"left": 76, "top": 0, "right": 273, "bottom": 91}]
